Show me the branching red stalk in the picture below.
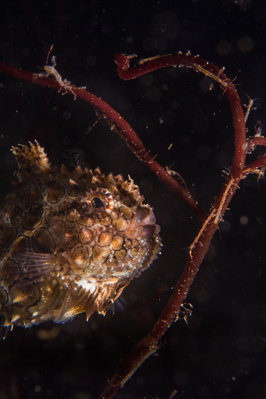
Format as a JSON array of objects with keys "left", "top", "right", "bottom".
[
  {"left": 247, "top": 136, "right": 266, "bottom": 150},
  {"left": 244, "top": 137, "right": 266, "bottom": 174},
  {"left": 100, "top": 53, "right": 265, "bottom": 399},
  {"left": 0, "top": 60, "right": 204, "bottom": 220},
  {"left": 115, "top": 53, "right": 246, "bottom": 176},
  {"left": 243, "top": 154, "right": 266, "bottom": 175},
  {"left": 0, "top": 53, "right": 265, "bottom": 399}
]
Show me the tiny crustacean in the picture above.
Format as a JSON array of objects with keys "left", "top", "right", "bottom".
[{"left": 0, "top": 141, "right": 161, "bottom": 337}]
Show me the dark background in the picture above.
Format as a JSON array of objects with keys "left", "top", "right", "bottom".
[{"left": 0, "top": 1, "right": 265, "bottom": 398}]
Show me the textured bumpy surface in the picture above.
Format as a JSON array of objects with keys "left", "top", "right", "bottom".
[{"left": 0, "top": 142, "right": 161, "bottom": 332}]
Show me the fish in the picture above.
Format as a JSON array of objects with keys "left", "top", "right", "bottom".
[{"left": 0, "top": 141, "right": 161, "bottom": 337}]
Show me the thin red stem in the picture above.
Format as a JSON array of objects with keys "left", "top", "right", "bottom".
[
  {"left": 115, "top": 53, "right": 246, "bottom": 177},
  {"left": 0, "top": 61, "right": 204, "bottom": 220},
  {"left": 0, "top": 54, "right": 265, "bottom": 399},
  {"left": 100, "top": 53, "right": 248, "bottom": 399},
  {"left": 244, "top": 136, "right": 266, "bottom": 174},
  {"left": 243, "top": 153, "right": 266, "bottom": 175},
  {"left": 101, "top": 174, "right": 241, "bottom": 399},
  {"left": 247, "top": 136, "right": 266, "bottom": 150}
]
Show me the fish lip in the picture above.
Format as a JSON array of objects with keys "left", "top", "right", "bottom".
[{"left": 125, "top": 208, "right": 160, "bottom": 239}]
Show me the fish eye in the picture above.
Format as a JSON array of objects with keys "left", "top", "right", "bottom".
[{"left": 91, "top": 197, "right": 105, "bottom": 208}]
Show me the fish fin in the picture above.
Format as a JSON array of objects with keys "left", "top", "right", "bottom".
[
  {"left": 33, "top": 289, "right": 92, "bottom": 325},
  {"left": 3, "top": 251, "right": 53, "bottom": 287},
  {"left": 55, "top": 287, "right": 97, "bottom": 323},
  {"left": 11, "top": 141, "right": 50, "bottom": 180},
  {"left": 0, "top": 314, "right": 11, "bottom": 340},
  {"left": 0, "top": 325, "right": 10, "bottom": 340},
  {"left": 108, "top": 296, "right": 126, "bottom": 315},
  {"left": 53, "top": 292, "right": 72, "bottom": 323},
  {"left": 27, "top": 289, "right": 68, "bottom": 325}
]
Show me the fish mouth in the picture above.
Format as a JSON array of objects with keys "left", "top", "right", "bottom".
[{"left": 125, "top": 208, "right": 160, "bottom": 240}]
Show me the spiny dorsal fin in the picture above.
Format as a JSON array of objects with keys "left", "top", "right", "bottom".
[{"left": 11, "top": 140, "right": 50, "bottom": 181}]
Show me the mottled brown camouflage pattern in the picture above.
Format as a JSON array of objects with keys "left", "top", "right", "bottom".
[{"left": 0, "top": 142, "right": 160, "bottom": 332}]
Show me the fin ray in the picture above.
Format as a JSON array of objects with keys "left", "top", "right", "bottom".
[{"left": 3, "top": 251, "right": 53, "bottom": 287}]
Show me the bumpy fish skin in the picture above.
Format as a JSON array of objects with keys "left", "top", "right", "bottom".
[{"left": 0, "top": 142, "right": 161, "bottom": 332}]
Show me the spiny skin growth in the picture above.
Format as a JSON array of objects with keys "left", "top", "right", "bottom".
[{"left": 0, "top": 142, "right": 161, "bottom": 333}]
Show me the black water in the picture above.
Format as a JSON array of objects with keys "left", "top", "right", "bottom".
[{"left": 0, "top": 1, "right": 265, "bottom": 398}]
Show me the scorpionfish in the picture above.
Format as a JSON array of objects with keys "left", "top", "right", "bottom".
[{"left": 0, "top": 142, "right": 161, "bottom": 336}]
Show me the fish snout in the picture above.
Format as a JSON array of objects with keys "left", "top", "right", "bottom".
[{"left": 125, "top": 208, "right": 160, "bottom": 239}]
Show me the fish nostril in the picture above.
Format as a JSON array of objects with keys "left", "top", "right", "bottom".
[
  {"left": 125, "top": 209, "right": 159, "bottom": 239},
  {"left": 139, "top": 224, "right": 160, "bottom": 238},
  {"left": 134, "top": 209, "right": 157, "bottom": 227}
]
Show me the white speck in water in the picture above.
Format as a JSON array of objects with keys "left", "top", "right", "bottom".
[
  {"left": 240, "top": 215, "right": 249, "bottom": 225},
  {"left": 34, "top": 385, "right": 41, "bottom": 393}
]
